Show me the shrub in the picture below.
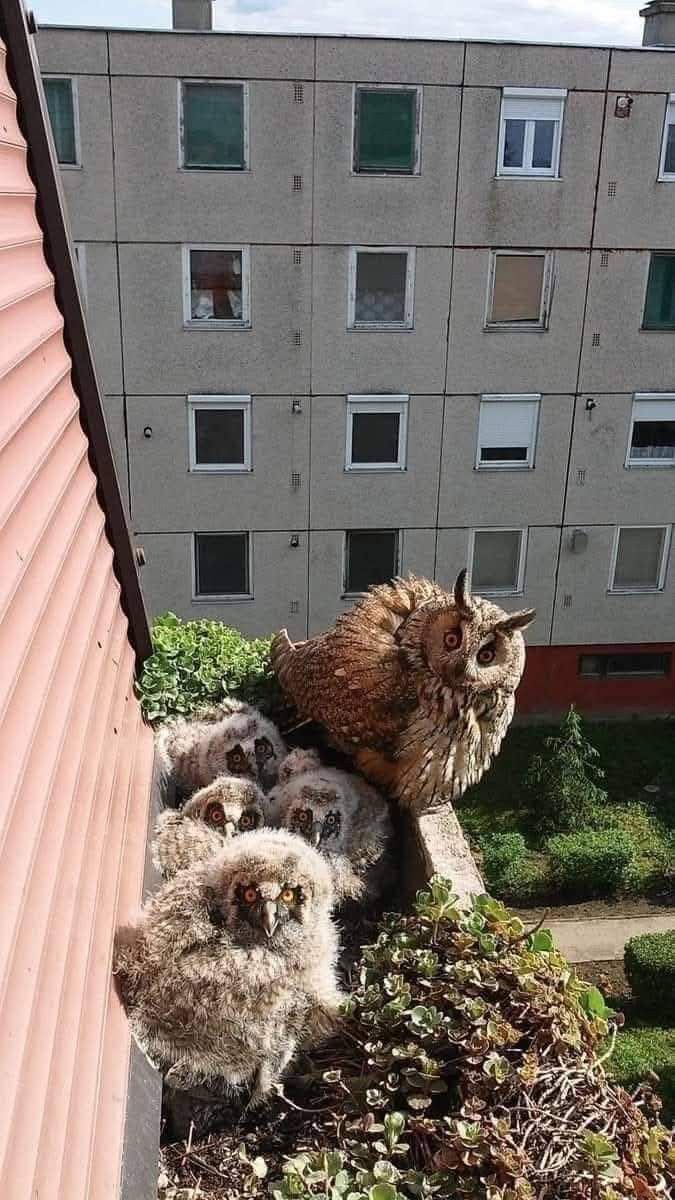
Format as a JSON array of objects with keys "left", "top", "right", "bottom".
[
  {"left": 136, "top": 612, "right": 280, "bottom": 722},
  {"left": 525, "top": 705, "right": 608, "bottom": 833},
  {"left": 625, "top": 930, "right": 675, "bottom": 1020},
  {"left": 547, "top": 829, "right": 636, "bottom": 898},
  {"left": 609, "top": 1025, "right": 675, "bottom": 1125},
  {"left": 479, "top": 833, "right": 551, "bottom": 904}
]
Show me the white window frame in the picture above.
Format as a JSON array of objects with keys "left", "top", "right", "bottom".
[
  {"left": 625, "top": 393, "right": 675, "bottom": 469},
  {"left": 345, "top": 394, "right": 409, "bottom": 471},
  {"left": 42, "top": 74, "right": 81, "bottom": 169},
  {"left": 351, "top": 83, "right": 423, "bottom": 176},
  {"left": 497, "top": 87, "right": 566, "bottom": 178},
  {"left": 608, "top": 525, "right": 671, "bottom": 594},
  {"left": 73, "top": 242, "right": 87, "bottom": 306},
  {"left": 658, "top": 93, "right": 675, "bottom": 182},
  {"left": 468, "top": 527, "right": 528, "bottom": 596},
  {"left": 187, "top": 395, "right": 252, "bottom": 473},
  {"left": 342, "top": 528, "right": 401, "bottom": 597},
  {"left": 347, "top": 246, "right": 415, "bottom": 330},
  {"left": 191, "top": 531, "right": 253, "bottom": 601},
  {"left": 178, "top": 79, "right": 250, "bottom": 172},
  {"left": 182, "top": 243, "right": 251, "bottom": 329},
  {"left": 485, "top": 249, "right": 554, "bottom": 330},
  {"left": 476, "top": 394, "right": 540, "bottom": 470}
]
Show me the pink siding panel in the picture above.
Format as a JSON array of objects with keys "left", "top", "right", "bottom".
[{"left": 0, "top": 33, "right": 154, "bottom": 1200}]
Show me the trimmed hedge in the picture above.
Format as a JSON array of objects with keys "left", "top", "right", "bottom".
[
  {"left": 609, "top": 1025, "right": 675, "bottom": 1125},
  {"left": 478, "top": 833, "right": 551, "bottom": 905},
  {"left": 547, "top": 829, "right": 636, "bottom": 898},
  {"left": 624, "top": 930, "right": 675, "bottom": 1020}
]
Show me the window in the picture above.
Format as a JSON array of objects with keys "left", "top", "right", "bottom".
[
  {"left": 497, "top": 88, "right": 566, "bottom": 177},
  {"left": 658, "top": 94, "right": 675, "bottom": 181},
  {"left": 43, "top": 77, "right": 79, "bottom": 166},
  {"left": 188, "top": 396, "right": 251, "bottom": 472},
  {"left": 180, "top": 81, "right": 247, "bottom": 170},
  {"left": 346, "top": 395, "right": 408, "bottom": 470},
  {"left": 193, "top": 532, "right": 251, "bottom": 598},
  {"left": 353, "top": 85, "right": 421, "bottom": 174},
  {"left": 348, "top": 248, "right": 414, "bottom": 329},
  {"left": 626, "top": 395, "right": 675, "bottom": 467},
  {"left": 182, "top": 245, "right": 250, "bottom": 327},
  {"left": 344, "top": 530, "right": 399, "bottom": 594},
  {"left": 476, "top": 395, "right": 540, "bottom": 469},
  {"left": 609, "top": 525, "right": 670, "bottom": 593},
  {"left": 486, "top": 251, "right": 552, "bottom": 328},
  {"left": 469, "top": 528, "right": 527, "bottom": 595},
  {"left": 73, "top": 243, "right": 87, "bottom": 306},
  {"left": 643, "top": 253, "right": 675, "bottom": 330},
  {"left": 579, "top": 652, "right": 671, "bottom": 678}
]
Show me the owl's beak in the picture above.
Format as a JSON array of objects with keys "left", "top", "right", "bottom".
[
  {"left": 260, "top": 900, "right": 279, "bottom": 938},
  {"left": 224, "top": 820, "right": 236, "bottom": 838},
  {"left": 310, "top": 822, "right": 322, "bottom": 848}
]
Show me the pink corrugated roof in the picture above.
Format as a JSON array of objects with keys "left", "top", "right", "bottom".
[{"left": 0, "top": 27, "right": 155, "bottom": 1200}]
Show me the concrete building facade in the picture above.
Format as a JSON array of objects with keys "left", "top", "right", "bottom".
[{"left": 36, "top": 13, "right": 675, "bottom": 713}]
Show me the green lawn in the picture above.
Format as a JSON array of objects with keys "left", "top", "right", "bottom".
[{"left": 608, "top": 1024, "right": 675, "bottom": 1125}]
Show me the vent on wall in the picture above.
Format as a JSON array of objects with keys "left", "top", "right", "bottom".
[
  {"left": 600, "top": 251, "right": 610, "bottom": 268},
  {"left": 563, "top": 594, "right": 573, "bottom": 608},
  {"left": 607, "top": 180, "right": 617, "bottom": 197},
  {"left": 289, "top": 599, "right": 300, "bottom": 613},
  {"left": 290, "top": 471, "right": 301, "bottom": 489},
  {"left": 292, "top": 247, "right": 302, "bottom": 265},
  {"left": 577, "top": 468, "right": 586, "bottom": 485},
  {"left": 293, "top": 329, "right": 303, "bottom": 346},
  {"left": 592, "top": 332, "right": 601, "bottom": 346},
  {"left": 293, "top": 83, "right": 304, "bottom": 103},
  {"left": 292, "top": 174, "right": 303, "bottom": 191}
]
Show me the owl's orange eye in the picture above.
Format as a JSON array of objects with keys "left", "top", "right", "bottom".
[
  {"left": 243, "top": 885, "right": 259, "bottom": 905},
  {"left": 477, "top": 644, "right": 496, "bottom": 666},
  {"left": 280, "top": 887, "right": 295, "bottom": 904},
  {"left": 239, "top": 810, "right": 257, "bottom": 830},
  {"left": 443, "top": 627, "right": 462, "bottom": 651},
  {"left": 205, "top": 802, "right": 225, "bottom": 826}
]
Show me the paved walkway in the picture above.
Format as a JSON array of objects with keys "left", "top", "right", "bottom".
[{"left": 546, "top": 913, "right": 674, "bottom": 962}]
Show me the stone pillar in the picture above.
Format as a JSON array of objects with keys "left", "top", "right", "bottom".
[
  {"left": 640, "top": 1, "right": 675, "bottom": 46},
  {"left": 172, "top": 0, "right": 213, "bottom": 30}
]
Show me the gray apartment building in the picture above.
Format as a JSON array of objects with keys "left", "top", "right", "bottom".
[{"left": 35, "top": 0, "right": 675, "bottom": 715}]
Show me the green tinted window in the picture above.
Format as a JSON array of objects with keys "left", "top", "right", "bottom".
[
  {"left": 643, "top": 254, "right": 675, "bottom": 329},
  {"left": 44, "top": 78, "right": 77, "bottom": 165},
  {"left": 183, "top": 83, "right": 245, "bottom": 169},
  {"left": 356, "top": 89, "right": 417, "bottom": 173}
]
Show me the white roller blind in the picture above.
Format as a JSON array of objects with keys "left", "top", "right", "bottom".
[
  {"left": 502, "top": 95, "right": 564, "bottom": 122},
  {"left": 632, "top": 398, "right": 675, "bottom": 422},
  {"left": 479, "top": 398, "right": 539, "bottom": 450}
]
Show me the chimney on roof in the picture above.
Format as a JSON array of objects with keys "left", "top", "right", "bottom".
[
  {"left": 640, "top": 0, "right": 675, "bottom": 45},
  {"left": 172, "top": 0, "right": 213, "bottom": 30}
]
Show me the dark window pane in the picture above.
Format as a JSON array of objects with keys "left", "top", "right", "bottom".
[
  {"left": 351, "top": 412, "right": 400, "bottom": 463},
  {"left": 578, "top": 654, "right": 604, "bottom": 677},
  {"left": 472, "top": 530, "right": 521, "bottom": 591},
  {"left": 480, "top": 445, "right": 528, "bottom": 462},
  {"left": 643, "top": 254, "right": 675, "bottom": 329},
  {"left": 190, "top": 249, "right": 243, "bottom": 320},
  {"left": 503, "top": 119, "right": 525, "bottom": 167},
  {"left": 579, "top": 652, "right": 671, "bottom": 677},
  {"left": 630, "top": 420, "right": 675, "bottom": 461},
  {"left": 664, "top": 122, "right": 675, "bottom": 174},
  {"left": 44, "top": 78, "right": 76, "bottom": 164},
  {"left": 346, "top": 530, "right": 398, "bottom": 592},
  {"left": 355, "top": 253, "right": 407, "bottom": 324},
  {"left": 195, "top": 533, "right": 249, "bottom": 595},
  {"left": 357, "top": 89, "right": 416, "bottom": 172},
  {"left": 532, "top": 119, "right": 555, "bottom": 168},
  {"left": 183, "top": 83, "right": 244, "bottom": 168},
  {"left": 613, "top": 527, "right": 664, "bottom": 589},
  {"left": 195, "top": 408, "right": 245, "bottom": 465}
]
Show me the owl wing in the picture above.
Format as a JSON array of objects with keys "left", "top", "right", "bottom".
[{"left": 152, "top": 811, "right": 224, "bottom": 879}]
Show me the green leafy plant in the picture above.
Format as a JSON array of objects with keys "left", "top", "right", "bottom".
[
  {"left": 136, "top": 612, "right": 280, "bottom": 722},
  {"left": 624, "top": 930, "right": 675, "bottom": 1020},
  {"left": 525, "top": 705, "right": 609, "bottom": 833},
  {"left": 546, "top": 829, "right": 636, "bottom": 898},
  {"left": 609, "top": 1025, "right": 675, "bottom": 1124},
  {"left": 478, "top": 833, "right": 551, "bottom": 904}
]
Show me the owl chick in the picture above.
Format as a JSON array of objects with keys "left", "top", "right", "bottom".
[
  {"left": 271, "top": 571, "right": 534, "bottom": 811},
  {"left": 114, "top": 830, "right": 341, "bottom": 1103},
  {"left": 153, "top": 775, "right": 271, "bottom": 879},
  {"left": 156, "top": 699, "right": 286, "bottom": 805},
  {"left": 269, "top": 761, "right": 393, "bottom": 905}
]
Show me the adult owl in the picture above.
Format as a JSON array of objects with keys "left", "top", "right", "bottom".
[
  {"left": 114, "top": 830, "right": 340, "bottom": 1104},
  {"left": 156, "top": 699, "right": 286, "bottom": 805},
  {"left": 153, "top": 775, "right": 271, "bottom": 879},
  {"left": 271, "top": 571, "right": 534, "bottom": 811},
  {"left": 269, "top": 755, "right": 393, "bottom": 905}
]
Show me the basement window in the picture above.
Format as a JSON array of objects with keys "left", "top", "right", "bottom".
[
  {"left": 497, "top": 88, "right": 566, "bottom": 177},
  {"left": 609, "top": 525, "right": 671, "bottom": 593},
  {"left": 469, "top": 528, "right": 527, "bottom": 595},
  {"left": 658, "top": 94, "right": 675, "bottom": 181},
  {"left": 486, "top": 251, "right": 552, "bottom": 328},
  {"left": 348, "top": 248, "right": 414, "bottom": 328},
  {"left": 180, "top": 81, "right": 247, "bottom": 169},
  {"left": 353, "top": 86, "right": 421, "bottom": 174},
  {"left": 627, "top": 395, "right": 675, "bottom": 466},
  {"left": 193, "top": 532, "right": 251, "bottom": 598},
  {"left": 476, "top": 395, "right": 540, "bottom": 469},
  {"left": 344, "top": 529, "right": 399, "bottom": 594},
  {"left": 643, "top": 253, "right": 675, "bottom": 330},
  {"left": 43, "top": 76, "right": 79, "bottom": 166},
  {"left": 346, "top": 395, "right": 408, "bottom": 470},
  {"left": 188, "top": 396, "right": 251, "bottom": 472},
  {"left": 579, "top": 652, "right": 671, "bottom": 678},
  {"left": 183, "top": 245, "right": 250, "bottom": 327}
]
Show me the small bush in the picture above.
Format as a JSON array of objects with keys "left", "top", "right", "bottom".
[
  {"left": 625, "top": 930, "right": 675, "bottom": 1020},
  {"left": 137, "top": 612, "right": 280, "bottom": 722},
  {"left": 547, "top": 829, "right": 636, "bottom": 898},
  {"left": 479, "top": 833, "right": 551, "bottom": 905},
  {"left": 609, "top": 1025, "right": 675, "bottom": 1124},
  {"left": 526, "top": 705, "right": 608, "bottom": 833},
  {"left": 479, "top": 832, "right": 527, "bottom": 881}
]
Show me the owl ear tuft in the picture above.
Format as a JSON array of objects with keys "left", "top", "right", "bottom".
[
  {"left": 495, "top": 608, "right": 536, "bottom": 634},
  {"left": 453, "top": 568, "right": 473, "bottom": 618}
]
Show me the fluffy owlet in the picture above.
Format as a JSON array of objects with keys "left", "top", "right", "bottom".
[
  {"left": 269, "top": 753, "right": 393, "bottom": 905},
  {"left": 114, "top": 830, "right": 341, "bottom": 1103},
  {"left": 153, "top": 775, "right": 271, "bottom": 879},
  {"left": 156, "top": 699, "right": 286, "bottom": 805},
  {"left": 271, "top": 571, "right": 534, "bottom": 811}
]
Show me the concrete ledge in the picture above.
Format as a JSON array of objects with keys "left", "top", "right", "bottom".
[{"left": 404, "top": 804, "right": 484, "bottom": 908}]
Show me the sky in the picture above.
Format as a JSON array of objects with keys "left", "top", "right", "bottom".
[{"left": 33, "top": 0, "right": 646, "bottom": 47}]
